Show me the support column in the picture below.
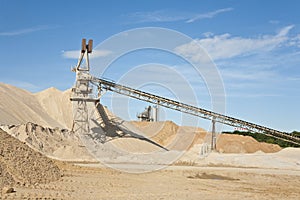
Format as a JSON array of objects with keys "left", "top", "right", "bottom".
[
  {"left": 211, "top": 117, "right": 217, "bottom": 150},
  {"left": 156, "top": 100, "right": 160, "bottom": 122},
  {"left": 70, "top": 39, "right": 95, "bottom": 136}
]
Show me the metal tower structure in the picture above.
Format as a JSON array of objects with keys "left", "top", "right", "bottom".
[{"left": 70, "top": 39, "right": 99, "bottom": 135}]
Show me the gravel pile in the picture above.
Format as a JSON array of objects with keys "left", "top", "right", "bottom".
[{"left": 0, "top": 128, "right": 61, "bottom": 189}]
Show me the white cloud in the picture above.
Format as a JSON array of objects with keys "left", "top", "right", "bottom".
[
  {"left": 62, "top": 49, "right": 112, "bottom": 59},
  {"left": 0, "top": 25, "right": 58, "bottom": 36},
  {"left": 287, "top": 77, "right": 300, "bottom": 81},
  {"left": 227, "top": 92, "right": 281, "bottom": 98},
  {"left": 127, "top": 10, "right": 186, "bottom": 23},
  {"left": 202, "top": 32, "right": 214, "bottom": 38},
  {"left": 269, "top": 20, "right": 280, "bottom": 24},
  {"left": 289, "top": 34, "right": 300, "bottom": 47},
  {"left": 221, "top": 68, "right": 276, "bottom": 81},
  {"left": 186, "top": 8, "right": 233, "bottom": 23},
  {"left": 127, "top": 8, "right": 233, "bottom": 24},
  {"left": 277, "top": 25, "right": 294, "bottom": 37},
  {"left": 175, "top": 25, "right": 294, "bottom": 62},
  {"left": 173, "top": 25, "right": 300, "bottom": 100}
]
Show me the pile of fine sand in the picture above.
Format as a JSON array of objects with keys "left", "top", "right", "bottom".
[
  {"left": 0, "top": 123, "right": 95, "bottom": 162},
  {"left": 0, "top": 83, "right": 72, "bottom": 129},
  {"left": 35, "top": 87, "right": 73, "bottom": 129},
  {"left": 131, "top": 121, "right": 206, "bottom": 150},
  {"left": 198, "top": 148, "right": 300, "bottom": 170},
  {"left": 131, "top": 121, "right": 180, "bottom": 146},
  {"left": 216, "top": 134, "right": 282, "bottom": 153},
  {"left": 0, "top": 83, "right": 292, "bottom": 169},
  {"left": 0, "top": 129, "right": 61, "bottom": 189}
]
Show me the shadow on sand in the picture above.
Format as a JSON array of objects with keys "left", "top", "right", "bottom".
[{"left": 89, "top": 103, "right": 168, "bottom": 151}]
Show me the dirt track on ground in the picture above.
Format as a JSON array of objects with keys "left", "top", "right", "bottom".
[{"left": 2, "top": 162, "right": 300, "bottom": 200}]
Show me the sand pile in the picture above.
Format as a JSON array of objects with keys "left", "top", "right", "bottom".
[
  {"left": 0, "top": 128, "right": 61, "bottom": 188},
  {"left": 91, "top": 105, "right": 204, "bottom": 153},
  {"left": 216, "top": 134, "right": 281, "bottom": 153},
  {"left": 35, "top": 87, "right": 73, "bottom": 129},
  {"left": 89, "top": 104, "right": 283, "bottom": 169},
  {"left": 200, "top": 148, "right": 300, "bottom": 169},
  {"left": 131, "top": 121, "right": 179, "bottom": 146},
  {"left": 1, "top": 123, "right": 95, "bottom": 162},
  {"left": 131, "top": 121, "right": 206, "bottom": 149},
  {"left": 0, "top": 82, "right": 290, "bottom": 169},
  {"left": 0, "top": 161, "right": 14, "bottom": 189},
  {"left": 0, "top": 83, "right": 72, "bottom": 129}
]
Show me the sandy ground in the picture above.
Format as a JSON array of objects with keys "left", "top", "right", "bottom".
[{"left": 1, "top": 162, "right": 300, "bottom": 200}]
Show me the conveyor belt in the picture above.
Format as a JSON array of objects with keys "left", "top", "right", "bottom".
[{"left": 89, "top": 76, "right": 300, "bottom": 146}]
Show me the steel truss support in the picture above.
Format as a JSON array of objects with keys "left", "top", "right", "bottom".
[{"left": 71, "top": 39, "right": 98, "bottom": 136}]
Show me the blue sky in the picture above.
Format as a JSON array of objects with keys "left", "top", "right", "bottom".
[{"left": 1, "top": 0, "right": 300, "bottom": 132}]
